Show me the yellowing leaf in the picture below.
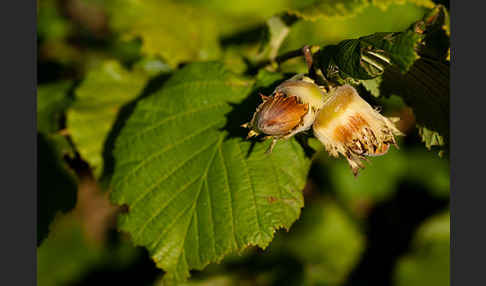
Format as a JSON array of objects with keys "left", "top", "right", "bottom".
[
  {"left": 372, "top": 0, "right": 435, "bottom": 10},
  {"left": 288, "top": 0, "right": 369, "bottom": 21},
  {"left": 67, "top": 60, "right": 149, "bottom": 178},
  {"left": 108, "top": 0, "right": 221, "bottom": 67}
]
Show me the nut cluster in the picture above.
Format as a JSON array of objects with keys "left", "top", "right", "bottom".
[{"left": 242, "top": 76, "right": 403, "bottom": 175}]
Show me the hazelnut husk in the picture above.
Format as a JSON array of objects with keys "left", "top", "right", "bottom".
[
  {"left": 242, "top": 75, "right": 326, "bottom": 153},
  {"left": 313, "top": 84, "right": 403, "bottom": 175}
]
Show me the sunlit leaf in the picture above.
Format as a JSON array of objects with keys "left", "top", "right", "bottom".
[
  {"left": 288, "top": 0, "right": 369, "bottom": 21},
  {"left": 67, "top": 60, "right": 149, "bottom": 178},
  {"left": 371, "top": 0, "right": 435, "bottom": 10},
  {"left": 108, "top": 0, "right": 221, "bottom": 67},
  {"left": 418, "top": 125, "right": 445, "bottom": 151},
  {"left": 110, "top": 62, "right": 311, "bottom": 283}
]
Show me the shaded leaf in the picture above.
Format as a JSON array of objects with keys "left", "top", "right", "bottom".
[
  {"left": 37, "top": 213, "right": 140, "bottom": 286},
  {"left": 37, "top": 0, "right": 73, "bottom": 41},
  {"left": 108, "top": 0, "right": 221, "bottom": 67},
  {"left": 38, "top": 133, "right": 77, "bottom": 246},
  {"left": 38, "top": 215, "right": 103, "bottom": 286},
  {"left": 67, "top": 60, "right": 149, "bottom": 178},
  {"left": 316, "top": 28, "right": 423, "bottom": 80},
  {"left": 271, "top": 198, "right": 365, "bottom": 285},
  {"left": 37, "top": 80, "right": 79, "bottom": 245},
  {"left": 322, "top": 146, "right": 449, "bottom": 216},
  {"left": 37, "top": 80, "right": 74, "bottom": 134},
  {"left": 110, "top": 62, "right": 311, "bottom": 283},
  {"left": 417, "top": 5, "right": 450, "bottom": 62},
  {"left": 360, "top": 76, "right": 382, "bottom": 97},
  {"left": 156, "top": 275, "right": 235, "bottom": 286},
  {"left": 380, "top": 58, "right": 449, "bottom": 153},
  {"left": 394, "top": 211, "right": 450, "bottom": 286}
]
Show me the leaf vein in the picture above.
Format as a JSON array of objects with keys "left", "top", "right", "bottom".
[
  {"left": 128, "top": 138, "right": 218, "bottom": 207},
  {"left": 135, "top": 174, "right": 202, "bottom": 240},
  {"left": 118, "top": 103, "right": 225, "bottom": 147},
  {"left": 218, "top": 143, "right": 238, "bottom": 248},
  {"left": 116, "top": 120, "right": 223, "bottom": 191},
  {"left": 235, "top": 143, "right": 264, "bottom": 238}
]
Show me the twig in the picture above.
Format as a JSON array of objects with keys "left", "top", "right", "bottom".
[{"left": 251, "top": 46, "right": 308, "bottom": 71}]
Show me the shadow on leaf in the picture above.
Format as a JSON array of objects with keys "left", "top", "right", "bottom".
[
  {"left": 221, "top": 73, "right": 317, "bottom": 158},
  {"left": 221, "top": 75, "right": 286, "bottom": 158},
  {"left": 100, "top": 72, "right": 172, "bottom": 186}
]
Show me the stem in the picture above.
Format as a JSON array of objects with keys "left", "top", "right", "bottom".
[
  {"left": 252, "top": 48, "right": 305, "bottom": 70},
  {"left": 251, "top": 45, "right": 321, "bottom": 71}
]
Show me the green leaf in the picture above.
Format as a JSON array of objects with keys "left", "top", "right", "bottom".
[
  {"left": 66, "top": 60, "right": 149, "bottom": 178},
  {"left": 279, "top": 2, "right": 428, "bottom": 59},
  {"left": 287, "top": 0, "right": 369, "bottom": 21},
  {"left": 38, "top": 215, "right": 103, "bottom": 286},
  {"left": 37, "top": 81, "right": 79, "bottom": 245},
  {"left": 380, "top": 58, "right": 449, "bottom": 153},
  {"left": 360, "top": 76, "right": 382, "bottom": 97},
  {"left": 418, "top": 125, "right": 445, "bottom": 151},
  {"left": 419, "top": 4, "right": 450, "bottom": 62},
  {"left": 286, "top": 0, "right": 434, "bottom": 21},
  {"left": 37, "top": 81, "right": 73, "bottom": 134},
  {"left": 371, "top": 0, "right": 435, "bottom": 10},
  {"left": 110, "top": 62, "right": 311, "bottom": 283},
  {"left": 322, "top": 146, "right": 449, "bottom": 215},
  {"left": 37, "top": 0, "right": 73, "bottom": 41},
  {"left": 38, "top": 213, "right": 140, "bottom": 286},
  {"left": 108, "top": 0, "right": 221, "bottom": 67},
  {"left": 394, "top": 211, "right": 450, "bottom": 286},
  {"left": 321, "top": 28, "right": 424, "bottom": 80},
  {"left": 272, "top": 198, "right": 365, "bottom": 285},
  {"left": 38, "top": 133, "right": 77, "bottom": 246},
  {"left": 156, "top": 275, "right": 235, "bottom": 286}
]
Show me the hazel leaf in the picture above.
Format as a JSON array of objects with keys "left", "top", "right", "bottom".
[
  {"left": 37, "top": 80, "right": 73, "bottom": 135},
  {"left": 110, "top": 62, "right": 310, "bottom": 283},
  {"left": 286, "top": 0, "right": 434, "bottom": 21},
  {"left": 107, "top": 0, "right": 221, "bottom": 67},
  {"left": 418, "top": 125, "right": 445, "bottom": 151},
  {"left": 380, "top": 58, "right": 449, "bottom": 154},
  {"left": 287, "top": 0, "right": 369, "bottom": 21},
  {"left": 371, "top": 0, "right": 435, "bottom": 10},
  {"left": 317, "top": 28, "right": 424, "bottom": 80},
  {"left": 37, "top": 133, "right": 77, "bottom": 246},
  {"left": 66, "top": 60, "right": 149, "bottom": 178},
  {"left": 360, "top": 77, "right": 383, "bottom": 97}
]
